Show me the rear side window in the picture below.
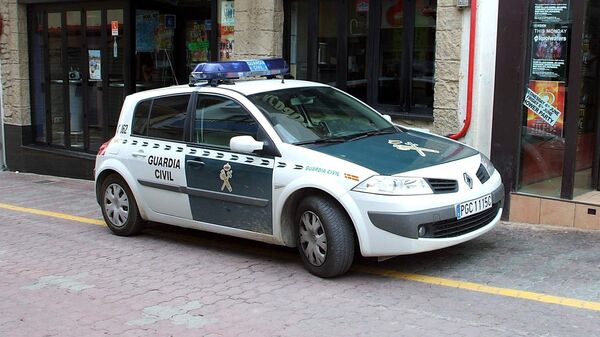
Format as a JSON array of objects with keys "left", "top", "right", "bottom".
[{"left": 132, "top": 95, "right": 190, "bottom": 141}]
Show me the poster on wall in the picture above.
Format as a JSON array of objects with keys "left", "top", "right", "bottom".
[
  {"left": 534, "top": 0, "right": 570, "bottom": 23},
  {"left": 88, "top": 49, "right": 101, "bottom": 81},
  {"left": 524, "top": 80, "right": 565, "bottom": 137},
  {"left": 530, "top": 22, "right": 569, "bottom": 81},
  {"left": 220, "top": 0, "right": 235, "bottom": 60}
]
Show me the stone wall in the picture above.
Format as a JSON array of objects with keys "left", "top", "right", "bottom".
[
  {"left": 0, "top": 0, "right": 29, "bottom": 126},
  {"left": 234, "top": 0, "right": 284, "bottom": 59},
  {"left": 431, "top": 1, "right": 463, "bottom": 136}
]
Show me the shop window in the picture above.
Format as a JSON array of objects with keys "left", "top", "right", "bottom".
[
  {"left": 518, "top": 0, "right": 570, "bottom": 198},
  {"left": 30, "top": 11, "right": 46, "bottom": 144},
  {"left": 285, "top": 0, "right": 437, "bottom": 118},
  {"left": 135, "top": 10, "right": 178, "bottom": 89}
]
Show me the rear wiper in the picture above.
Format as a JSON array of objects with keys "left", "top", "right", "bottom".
[
  {"left": 293, "top": 138, "right": 347, "bottom": 146},
  {"left": 347, "top": 129, "right": 397, "bottom": 142}
]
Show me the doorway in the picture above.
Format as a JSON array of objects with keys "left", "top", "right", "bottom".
[{"left": 29, "top": 4, "right": 128, "bottom": 153}]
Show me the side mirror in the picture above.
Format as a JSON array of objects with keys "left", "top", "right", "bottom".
[
  {"left": 382, "top": 114, "right": 392, "bottom": 123},
  {"left": 230, "top": 135, "right": 264, "bottom": 154}
]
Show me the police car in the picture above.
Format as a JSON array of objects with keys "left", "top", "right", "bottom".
[{"left": 95, "top": 59, "right": 504, "bottom": 278}]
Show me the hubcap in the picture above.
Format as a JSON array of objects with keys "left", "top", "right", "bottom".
[
  {"left": 104, "top": 183, "right": 129, "bottom": 228},
  {"left": 299, "top": 211, "right": 327, "bottom": 266}
]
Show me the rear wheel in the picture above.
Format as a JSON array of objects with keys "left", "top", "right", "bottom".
[
  {"left": 100, "top": 174, "right": 144, "bottom": 236},
  {"left": 296, "top": 196, "right": 355, "bottom": 278}
]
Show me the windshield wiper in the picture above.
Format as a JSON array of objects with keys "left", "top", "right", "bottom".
[
  {"left": 346, "top": 129, "right": 398, "bottom": 142},
  {"left": 293, "top": 138, "right": 347, "bottom": 146}
]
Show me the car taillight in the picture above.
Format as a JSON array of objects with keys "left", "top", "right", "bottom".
[{"left": 98, "top": 138, "right": 112, "bottom": 156}]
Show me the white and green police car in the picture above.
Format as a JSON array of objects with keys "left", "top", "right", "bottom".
[{"left": 95, "top": 59, "right": 504, "bottom": 278}]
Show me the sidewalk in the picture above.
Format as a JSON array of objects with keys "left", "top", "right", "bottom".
[{"left": 1, "top": 170, "right": 599, "bottom": 336}]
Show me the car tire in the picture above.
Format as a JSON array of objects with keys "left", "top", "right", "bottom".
[
  {"left": 296, "top": 195, "right": 355, "bottom": 278},
  {"left": 100, "top": 174, "right": 144, "bottom": 236}
]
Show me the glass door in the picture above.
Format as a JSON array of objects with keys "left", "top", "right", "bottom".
[
  {"left": 577, "top": 0, "right": 600, "bottom": 196},
  {"left": 347, "top": 0, "right": 369, "bottom": 102},
  {"left": 29, "top": 5, "right": 128, "bottom": 153}
]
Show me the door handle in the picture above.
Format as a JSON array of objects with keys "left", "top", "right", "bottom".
[
  {"left": 187, "top": 159, "right": 205, "bottom": 167},
  {"left": 131, "top": 151, "right": 147, "bottom": 159}
]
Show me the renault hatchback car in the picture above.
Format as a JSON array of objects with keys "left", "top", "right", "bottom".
[{"left": 95, "top": 59, "right": 504, "bottom": 278}]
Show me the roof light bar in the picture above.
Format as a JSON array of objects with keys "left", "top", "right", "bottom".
[{"left": 190, "top": 58, "right": 289, "bottom": 83}]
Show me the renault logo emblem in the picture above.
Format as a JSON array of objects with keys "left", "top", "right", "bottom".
[{"left": 463, "top": 173, "right": 473, "bottom": 189}]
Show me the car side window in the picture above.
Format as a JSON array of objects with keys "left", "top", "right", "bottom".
[
  {"left": 132, "top": 100, "right": 152, "bottom": 136},
  {"left": 195, "top": 96, "right": 259, "bottom": 147},
  {"left": 131, "top": 95, "right": 190, "bottom": 141}
]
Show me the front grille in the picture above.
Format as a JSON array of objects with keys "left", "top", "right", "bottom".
[
  {"left": 421, "top": 203, "right": 500, "bottom": 238},
  {"left": 476, "top": 164, "right": 490, "bottom": 184},
  {"left": 426, "top": 178, "right": 458, "bottom": 194}
]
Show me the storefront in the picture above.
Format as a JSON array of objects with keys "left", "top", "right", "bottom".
[
  {"left": 284, "top": 0, "right": 437, "bottom": 120},
  {"left": 1, "top": 0, "right": 239, "bottom": 178},
  {"left": 493, "top": 0, "right": 600, "bottom": 227}
]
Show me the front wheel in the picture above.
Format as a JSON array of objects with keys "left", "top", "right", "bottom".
[
  {"left": 296, "top": 196, "right": 355, "bottom": 278},
  {"left": 100, "top": 174, "right": 144, "bottom": 236}
]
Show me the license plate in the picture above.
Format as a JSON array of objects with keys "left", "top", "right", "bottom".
[{"left": 455, "top": 194, "right": 492, "bottom": 220}]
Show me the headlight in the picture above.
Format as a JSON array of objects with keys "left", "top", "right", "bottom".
[
  {"left": 480, "top": 153, "right": 496, "bottom": 176},
  {"left": 353, "top": 176, "right": 433, "bottom": 196}
]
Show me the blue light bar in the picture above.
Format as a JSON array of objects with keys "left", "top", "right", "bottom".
[{"left": 191, "top": 58, "right": 289, "bottom": 82}]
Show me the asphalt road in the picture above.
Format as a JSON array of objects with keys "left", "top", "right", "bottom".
[{"left": 0, "top": 171, "right": 599, "bottom": 337}]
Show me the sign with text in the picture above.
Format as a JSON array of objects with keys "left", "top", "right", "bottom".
[
  {"left": 534, "top": 0, "right": 569, "bottom": 23},
  {"left": 524, "top": 80, "right": 565, "bottom": 137},
  {"left": 111, "top": 21, "right": 119, "bottom": 36},
  {"left": 530, "top": 23, "right": 569, "bottom": 81}
]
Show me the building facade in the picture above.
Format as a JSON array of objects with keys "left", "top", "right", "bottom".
[
  {"left": 493, "top": 0, "right": 600, "bottom": 229},
  {"left": 14, "top": 0, "right": 600, "bottom": 229}
]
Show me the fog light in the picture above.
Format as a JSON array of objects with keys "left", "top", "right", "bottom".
[{"left": 418, "top": 226, "right": 427, "bottom": 237}]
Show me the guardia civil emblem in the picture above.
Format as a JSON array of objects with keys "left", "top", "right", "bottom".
[
  {"left": 220, "top": 163, "right": 233, "bottom": 192},
  {"left": 388, "top": 140, "right": 440, "bottom": 157}
]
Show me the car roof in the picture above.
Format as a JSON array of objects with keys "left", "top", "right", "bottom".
[
  {"left": 126, "top": 79, "right": 330, "bottom": 102},
  {"left": 216, "top": 79, "right": 328, "bottom": 96}
]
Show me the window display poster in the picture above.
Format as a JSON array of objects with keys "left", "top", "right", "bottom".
[
  {"left": 220, "top": 25, "right": 234, "bottom": 60},
  {"left": 356, "top": 0, "right": 369, "bottom": 13},
  {"left": 381, "top": 0, "right": 403, "bottom": 28},
  {"left": 530, "top": 23, "right": 569, "bottom": 81},
  {"left": 524, "top": 80, "right": 565, "bottom": 137},
  {"left": 534, "top": 0, "right": 569, "bottom": 23},
  {"left": 156, "top": 14, "right": 175, "bottom": 50},
  {"left": 88, "top": 49, "right": 101, "bottom": 81},
  {"left": 136, "top": 10, "right": 159, "bottom": 52},
  {"left": 187, "top": 20, "right": 210, "bottom": 64},
  {"left": 220, "top": 0, "right": 235, "bottom": 60},
  {"left": 221, "top": 1, "right": 235, "bottom": 26}
]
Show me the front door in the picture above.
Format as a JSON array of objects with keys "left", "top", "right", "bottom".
[
  {"left": 186, "top": 94, "right": 274, "bottom": 234},
  {"left": 29, "top": 7, "right": 127, "bottom": 153}
]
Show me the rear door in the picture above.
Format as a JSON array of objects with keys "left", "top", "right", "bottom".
[
  {"left": 185, "top": 94, "right": 274, "bottom": 234},
  {"left": 126, "top": 94, "right": 191, "bottom": 218}
]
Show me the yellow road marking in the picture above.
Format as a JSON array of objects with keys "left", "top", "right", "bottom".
[
  {"left": 2, "top": 202, "right": 600, "bottom": 312},
  {"left": 0, "top": 203, "right": 105, "bottom": 226},
  {"left": 353, "top": 265, "right": 600, "bottom": 312}
]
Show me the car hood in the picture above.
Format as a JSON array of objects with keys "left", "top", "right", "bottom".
[{"left": 308, "top": 130, "right": 479, "bottom": 175}]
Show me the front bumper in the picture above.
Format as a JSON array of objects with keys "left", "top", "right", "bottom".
[{"left": 368, "top": 184, "right": 504, "bottom": 239}]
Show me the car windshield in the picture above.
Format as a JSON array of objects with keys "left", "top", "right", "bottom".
[{"left": 247, "top": 86, "right": 399, "bottom": 144}]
